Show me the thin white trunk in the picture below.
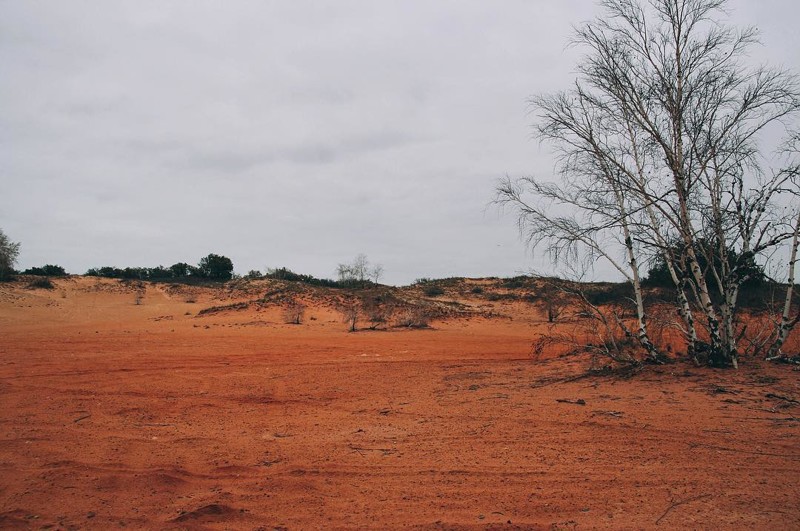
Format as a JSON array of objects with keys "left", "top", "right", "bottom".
[
  {"left": 612, "top": 184, "right": 659, "bottom": 360},
  {"left": 767, "top": 209, "right": 800, "bottom": 359},
  {"left": 622, "top": 105, "right": 696, "bottom": 358}
]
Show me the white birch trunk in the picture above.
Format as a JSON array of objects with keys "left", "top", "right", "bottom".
[{"left": 767, "top": 210, "right": 800, "bottom": 359}]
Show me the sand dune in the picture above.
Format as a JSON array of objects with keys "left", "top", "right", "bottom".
[{"left": 1, "top": 276, "right": 798, "bottom": 529}]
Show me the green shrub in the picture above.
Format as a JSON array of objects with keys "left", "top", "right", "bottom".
[
  {"left": 264, "top": 267, "right": 341, "bottom": 287},
  {"left": 585, "top": 283, "right": 635, "bottom": 306},
  {"left": 423, "top": 285, "right": 445, "bottom": 297},
  {"left": 0, "top": 229, "right": 20, "bottom": 282},
  {"left": 501, "top": 276, "right": 531, "bottom": 289}
]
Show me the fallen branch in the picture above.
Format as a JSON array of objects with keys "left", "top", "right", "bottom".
[
  {"left": 529, "top": 372, "right": 594, "bottom": 389},
  {"left": 556, "top": 398, "right": 586, "bottom": 405},
  {"left": 478, "top": 394, "right": 510, "bottom": 401},
  {"left": 735, "top": 416, "right": 799, "bottom": 422},
  {"left": 592, "top": 410, "right": 623, "bottom": 417},
  {"left": 766, "top": 393, "right": 799, "bottom": 404}
]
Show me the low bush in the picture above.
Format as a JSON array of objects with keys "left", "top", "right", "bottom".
[
  {"left": 265, "top": 267, "right": 341, "bottom": 288},
  {"left": 584, "top": 282, "right": 635, "bottom": 306},
  {"left": 27, "top": 277, "right": 55, "bottom": 289},
  {"left": 394, "top": 307, "right": 432, "bottom": 328},
  {"left": 197, "top": 301, "right": 249, "bottom": 315},
  {"left": 423, "top": 285, "right": 445, "bottom": 297}
]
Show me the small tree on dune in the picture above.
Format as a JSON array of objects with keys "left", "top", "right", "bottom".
[
  {"left": 340, "top": 303, "right": 360, "bottom": 332},
  {"left": 169, "top": 262, "right": 194, "bottom": 278},
  {"left": 0, "top": 229, "right": 20, "bottom": 282},
  {"left": 337, "top": 254, "right": 383, "bottom": 286},
  {"left": 197, "top": 253, "right": 234, "bottom": 281}
]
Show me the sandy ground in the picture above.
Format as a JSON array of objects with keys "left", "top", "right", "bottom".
[{"left": 0, "top": 277, "right": 798, "bottom": 530}]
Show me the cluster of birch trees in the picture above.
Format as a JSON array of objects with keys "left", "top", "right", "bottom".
[{"left": 498, "top": 0, "right": 800, "bottom": 367}]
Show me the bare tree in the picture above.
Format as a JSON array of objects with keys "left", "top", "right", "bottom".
[
  {"left": 370, "top": 264, "right": 385, "bottom": 284},
  {"left": 535, "top": 278, "right": 571, "bottom": 323},
  {"left": 337, "top": 254, "right": 383, "bottom": 286},
  {"left": 339, "top": 302, "right": 360, "bottom": 332},
  {"left": 497, "top": 0, "right": 800, "bottom": 367}
]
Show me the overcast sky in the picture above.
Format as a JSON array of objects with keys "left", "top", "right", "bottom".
[{"left": 1, "top": 1, "right": 798, "bottom": 285}]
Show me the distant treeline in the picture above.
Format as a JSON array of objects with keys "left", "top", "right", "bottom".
[
  {"left": 21, "top": 264, "right": 67, "bottom": 276},
  {"left": 86, "top": 253, "right": 234, "bottom": 281},
  {"left": 85, "top": 263, "right": 198, "bottom": 280},
  {"left": 80, "top": 260, "right": 374, "bottom": 289},
  {"left": 250, "top": 267, "right": 373, "bottom": 289}
]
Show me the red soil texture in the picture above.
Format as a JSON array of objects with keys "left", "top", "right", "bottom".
[{"left": 1, "top": 276, "right": 798, "bottom": 530}]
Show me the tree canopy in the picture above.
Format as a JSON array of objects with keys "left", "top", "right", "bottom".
[
  {"left": 197, "top": 253, "right": 234, "bottom": 281},
  {"left": 22, "top": 265, "right": 67, "bottom": 277},
  {"left": 497, "top": 0, "right": 800, "bottom": 367}
]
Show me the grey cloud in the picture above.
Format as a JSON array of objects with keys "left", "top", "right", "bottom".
[{"left": 1, "top": 0, "right": 797, "bottom": 284}]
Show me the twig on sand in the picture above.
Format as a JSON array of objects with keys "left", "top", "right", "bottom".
[
  {"left": 73, "top": 413, "right": 91, "bottom": 423},
  {"left": 556, "top": 398, "right": 586, "bottom": 405},
  {"left": 656, "top": 493, "right": 711, "bottom": 525},
  {"left": 591, "top": 410, "right": 623, "bottom": 418},
  {"left": 348, "top": 444, "right": 396, "bottom": 456},
  {"left": 530, "top": 373, "right": 592, "bottom": 389}
]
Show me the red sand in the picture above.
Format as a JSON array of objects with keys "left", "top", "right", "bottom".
[{"left": 1, "top": 277, "right": 798, "bottom": 529}]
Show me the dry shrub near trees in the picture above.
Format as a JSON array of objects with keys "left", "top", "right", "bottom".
[
  {"left": 338, "top": 295, "right": 433, "bottom": 332},
  {"left": 282, "top": 299, "right": 306, "bottom": 325},
  {"left": 535, "top": 281, "right": 570, "bottom": 323},
  {"left": 27, "top": 277, "right": 55, "bottom": 290},
  {"left": 339, "top": 303, "right": 360, "bottom": 332},
  {"left": 531, "top": 276, "right": 641, "bottom": 365},
  {"left": 393, "top": 307, "right": 433, "bottom": 329},
  {"left": 497, "top": 0, "right": 800, "bottom": 368},
  {"left": 362, "top": 296, "right": 396, "bottom": 330}
]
